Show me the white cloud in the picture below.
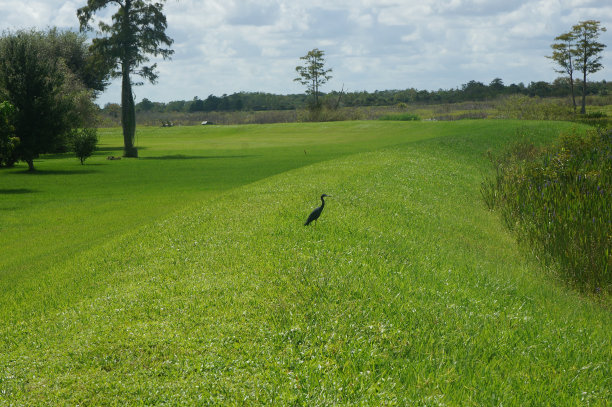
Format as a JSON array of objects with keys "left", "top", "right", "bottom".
[
  {"left": 53, "top": 1, "right": 80, "bottom": 27},
  {"left": 0, "top": 1, "right": 54, "bottom": 28},
  {"left": 0, "top": 0, "right": 610, "bottom": 104}
]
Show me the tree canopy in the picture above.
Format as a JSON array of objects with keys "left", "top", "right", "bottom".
[
  {"left": 294, "top": 48, "right": 333, "bottom": 108},
  {"left": 549, "top": 32, "right": 578, "bottom": 111},
  {"left": 0, "top": 29, "right": 98, "bottom": 170},
  {"left": 571, "top": 20, "right": 606, "bottom": 114}
]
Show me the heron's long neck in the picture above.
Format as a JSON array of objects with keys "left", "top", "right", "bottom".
[{"left": 320, "top": 197, "right": 325, "bottom": 207}]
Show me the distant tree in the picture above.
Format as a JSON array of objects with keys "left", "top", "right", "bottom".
[
  {"left": 137, "top": 97, "right": 154, "bottom": 112},
  {"left": 461, "top": 80, "right": 488, "bottom": 100},
  {"left": 78, "top": 0, "right": 174, "bottom": 157},
  {"left": 294, "top": 48, "right": 333, "bottom": 108},
  {"left": 571, "top": 20, "right": 607, "bottom": 114},
  {"left": 227, "top": 93, "right": 244, "bottom": 111},
  {"left": 0, "top": 101, "right": 19, "bottom": 168},
  {"left": 549, "top": 32, "right": 578, "bottom": 112},
  {"left": 166, "top": 100, "right": 186, "bottom": 112},
  {"left": 489, "top": 78, "right": 505, "bottom": 93},
  {"left": 71, "top": 127, "right": 98, "bottom": 164},
  {"left": 203, "top": 95, "right": 220, "bottom": 112},
  {"left": 189, "top": 96, "right": 205, "bottom": 112},
  {"left": 551, "top": 77, "right": 573, "bottom": 97},
  {"left": 104, "top": 103, "right": 122, "bottom": 118},
  {"left": 528, "top": 81, "right": 553, "bottom": 98}
]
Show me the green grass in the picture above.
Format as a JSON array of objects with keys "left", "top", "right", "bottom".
[
  {"left": 0, "top": 122, "right": 438, "bottom": 278},
  {"left": 1, "top": 120, "right": 610, "bottom": 405}
]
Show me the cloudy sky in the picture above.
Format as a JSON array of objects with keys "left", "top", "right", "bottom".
[{"left": 1, "top": 0, "right": 611, "bottom": 105}]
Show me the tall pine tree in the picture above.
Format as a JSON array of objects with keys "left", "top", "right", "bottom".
[
  {"left": 571, "top": 20, "right": 606, "bottom": 114},
  {"left": 78, "top": 0, "right": 174, "bottom": 157},
  {"left": 549, "top": 32, "right": 578, "bottom": 112}
]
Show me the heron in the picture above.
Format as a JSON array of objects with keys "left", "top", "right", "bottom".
[{"left": 304, "top": 194, "right": 331, "bottom": 226}]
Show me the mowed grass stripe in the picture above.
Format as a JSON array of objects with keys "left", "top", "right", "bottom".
[
  {"left": 0, "top": 120, "right": 579, "bottom": 321},
  {"left": 1, "top": 126, "right": 609, "bottom": 405},
  {"left": 1, "top": 121, "right": 443, "bottom": 278},
  {"left": 0, "top": 120, "right": 575, "bottom": 280}
]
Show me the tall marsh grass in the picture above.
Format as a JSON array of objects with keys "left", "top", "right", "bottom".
[
  {"left": 378, "top": 112, "right": 421, "bottom": 121},
  {"left": 495, "top": 95, "right": 574, "bottom": 120},
  {"left": 482, "top": 128, "right": 612, "bottom": 291}
]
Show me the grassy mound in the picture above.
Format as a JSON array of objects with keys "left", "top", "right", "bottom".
[{"left": 1, "top": 121, "right": 610, "bottom": 404}]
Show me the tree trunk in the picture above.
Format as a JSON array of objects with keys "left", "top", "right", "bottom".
[
  {"left": 120, "top": 0, "right": 137, "bottom": 157},
  {"left": 580, "top": 67, "right": 587, "bottom": 114},
  {"left": 121, "top": 65, "right": 137, "bottom": 157},
  {"left": 569, "top": 74, "right": 576, "bottom": 113},
  {"left": 567, "top": 39, "right": 577, "bottom": 113},
  {"left": 26, "top": 158, "right": 35, "bottom": 172}
]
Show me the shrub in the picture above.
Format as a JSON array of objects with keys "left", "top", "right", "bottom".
[
  {"left": 583, "top": 111, "right": 607, "bottom": 119},
  {"left": 432, "top": 112, "right": 488, "bottom": 121},
  {"left": 573, "top": 111, "right": 611, "bottom": 128},
  {"left": 482, "top": 128, "right": 611, "bottom": 291},
  {"left": 297, "top": 106, "right": 360, "bottom": 122},
  {"left": 378, "top": 113, "right": 421, "bottom": 121},
  {"left": 71, "top": 128, "right": 98, "bottom": 164}
]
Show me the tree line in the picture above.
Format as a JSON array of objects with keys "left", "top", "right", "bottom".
[{"left": 108, "top": 78, "right": 611, "bottom": 116}]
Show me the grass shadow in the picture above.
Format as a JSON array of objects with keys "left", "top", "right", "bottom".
[
  {"left": 0, "top": 188, "right": 37, "bottom": 195},
  {"left": 40, "top": 153, "right": 73, "bottom": 160},
  {"left": 95, "top": 146, "right": 149, "bottom": 154},
  {"left": 14, "top": 169, "right": 99, "bottom": 176},
  {"left": 142, "top": 154, "right": 255, "bottom": 160}
]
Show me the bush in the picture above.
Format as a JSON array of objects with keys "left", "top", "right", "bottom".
[
  {"left": 482, "top": 128, "right": 611, "bottom": 291},
  {"left": 573, "top": 111, "right": 611, "bottom": 128},
  {"left": 71, "top": 128, "right": 98, "bottom": 164},
  {"left": 583, "top": 111, "right": 607, "bottom": 119},
  {"left": 378, "top": 113, "right": 421, "bottom": 121}
]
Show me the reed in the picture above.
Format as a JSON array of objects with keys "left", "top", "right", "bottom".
[{"left": 483, "top": 127, "right": 612, "bottom": 291}]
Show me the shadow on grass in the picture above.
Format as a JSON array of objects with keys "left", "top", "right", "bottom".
[
  {"left": 15, "top": 169, "right": 99, "bottom": 175},
  {"left": 39, "top": 153, "right": 73, "bottom": 160},
  {"left": 0, "top": 188, "right": 37, "bottom": 195},
  {"left": 142, "top": 154, "right": 255, "bottom": 160},
  {"left": 95, "top": 146, "right": 149, "bottom": 154}
]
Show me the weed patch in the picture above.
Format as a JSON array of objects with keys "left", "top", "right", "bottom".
[
  {"left": 482, "top": 128, "right": 612, "bottom": 291},
  {"left": 378, "top": 113, "right": 421, "bottom": 121}
]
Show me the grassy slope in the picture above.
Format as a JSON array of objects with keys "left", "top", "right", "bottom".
[
  {"left": 0, "top": 121, "right": 440, "bottom": 278},
  {"left": 1, "top": 121, "right": 610, "bottom": 405}
]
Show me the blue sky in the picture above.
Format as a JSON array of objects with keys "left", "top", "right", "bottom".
[{"left": 1, "top": 0, "right": 610, "bottom": 106}]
